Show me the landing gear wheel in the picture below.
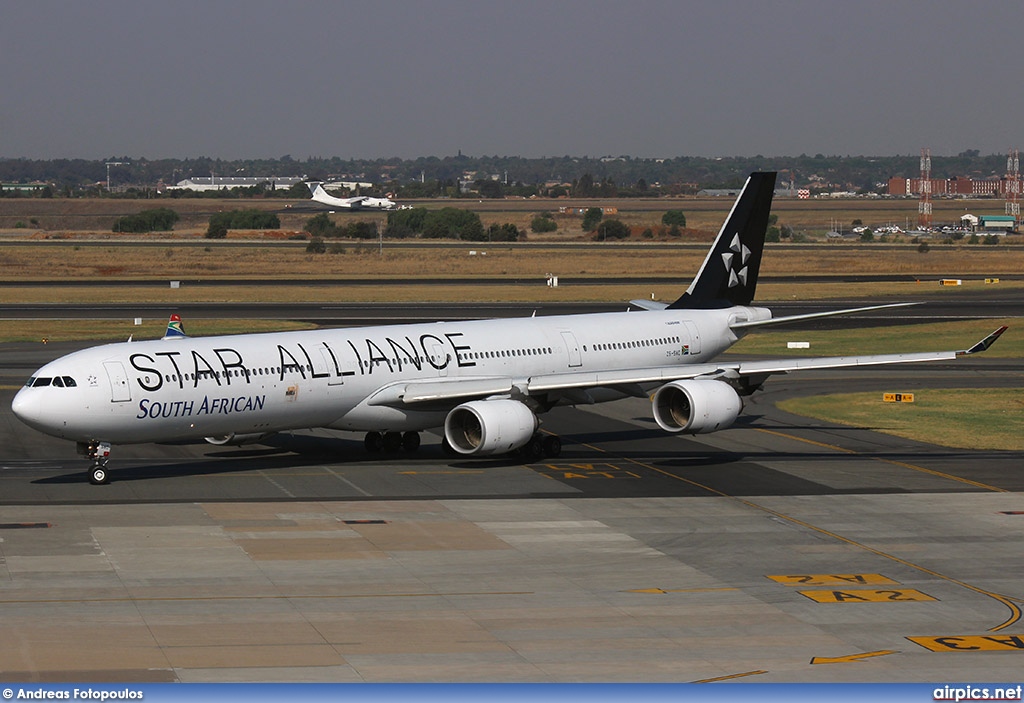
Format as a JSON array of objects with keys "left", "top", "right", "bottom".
[
  {"left": 89, "top": 464, "right": 109, "bottom": 485},
  {"left": 83, "top": 441, "right": 113, "bottom": 485},
  {"left": 364, "top": 431, "right": 384, "bottom": 453},
  {"left": 523, "top": 435, "right": 545, "bottom": 462},
  {"left": 541, "top": 435, "right": 562, "bottom": 458},
  {"left": 401, "top": 431, "right": 421, "bottom": 452},
  {"left": 382, "top": 431, "right": 403, "bottom": 452}
]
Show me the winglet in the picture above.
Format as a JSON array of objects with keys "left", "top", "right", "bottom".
[
  {"left": 162, "top": 313, "right": 188, "bottom": 340},
  {"left": 959, "top": 326, "right": 1007, "bottom": 355}
]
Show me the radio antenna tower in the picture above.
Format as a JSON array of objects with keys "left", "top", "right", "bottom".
[
  {"left": 1005, "top": 149, "right": 1020, "bottom": 223},
  {"left": 105, "top": 161, "right": 127, "bottom": 191},
  {"left": 918, "top": 148, "right": 932, "bottom": 229}
]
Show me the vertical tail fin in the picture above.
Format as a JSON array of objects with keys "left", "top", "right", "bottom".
[{"left": 667, "top": 172, "right": 777, "bottom": 309}]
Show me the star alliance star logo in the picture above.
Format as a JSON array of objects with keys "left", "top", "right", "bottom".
[{"left": 721, "top": 233, "right": 751, "bottom": 288}]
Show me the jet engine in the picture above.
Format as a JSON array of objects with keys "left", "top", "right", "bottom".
[
  {"left": 651, "top": 380, "right": 742, "bottom": 434},
  {"left": 204, "top": 433, "right": 269, "bottom": 446},
  {"left": 444, "top": 399, "right": 538, "bottom": 456}
]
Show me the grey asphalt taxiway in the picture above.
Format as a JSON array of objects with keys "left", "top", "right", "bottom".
[{"left": 0, "top": 330, "right": 1022, "bottom": 681}]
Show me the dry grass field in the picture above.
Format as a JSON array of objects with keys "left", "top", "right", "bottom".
[
  {"left": 1, "top": 241, "right": 1022, "bottom": 283},
  {"left": 0, "top": 193, "right": 1014, "bottom": 237},
  {"left": 2, "top": 195, "right": 1023, "bottom": 304},
  {"left": 0, "top": 245, "right": 1020, "bottom": 307}
]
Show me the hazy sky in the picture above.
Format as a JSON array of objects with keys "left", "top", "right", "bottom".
[{"left": 3, "top": 1, "right": 1022, "bottom": 160}]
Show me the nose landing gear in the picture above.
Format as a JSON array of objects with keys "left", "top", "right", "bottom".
[{"left": 79, "top": 441, "right": 112, "bottom": 485}]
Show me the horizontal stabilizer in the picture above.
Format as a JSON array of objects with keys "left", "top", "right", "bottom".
[{"left": 629, "top": 299, "right": 670, "bottom": 311}]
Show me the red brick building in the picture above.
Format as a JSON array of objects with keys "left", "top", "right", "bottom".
[{"left": 888, "top": 176, "right": 1011, "bottom": 196}]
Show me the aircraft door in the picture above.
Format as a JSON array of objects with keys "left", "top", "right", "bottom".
[
  {"left": 430, "top": 342, "right": 449, "bottom": 377},
  {"left": 103, "top": 361, "right": 132, "bottom": 402},
  {"left": 560, "top": 331, "right": 583, "bottom": 368},
  {"left": 319, "top": 347, "right": 345, "bottom": 386},
  {"left": 683, "top": 321, "right": 702, "bottom": 356}
]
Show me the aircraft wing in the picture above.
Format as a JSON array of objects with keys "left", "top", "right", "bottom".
[
  {"left": 629, "top": 300, "right": 913, "bottom": 321},
  {"left": 374, "top": 326, "right": 1006, "bottom": 405},
  {"left": 730, "top": 302, "right": 919, "bottom": 329},
  {"left": 367, "top": 377, "right": 514, "bottom": 406}
]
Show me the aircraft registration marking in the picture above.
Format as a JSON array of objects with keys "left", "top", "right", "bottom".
[
  {"left": 537, "top": 463, "right": 642, "bottom": 480},
  {"left": 768, "top": 573, "right": 899, "bottom": 587},
  {"left": 908, "top": 635, "right": 1024, "bottom": 652},
  {"left": 799, "top": 589, "right": 937, "bottom": 603}
]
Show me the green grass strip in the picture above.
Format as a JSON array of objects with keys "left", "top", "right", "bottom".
[{"left": 778, "top": 388, "right": 1024, "bottom": 451}]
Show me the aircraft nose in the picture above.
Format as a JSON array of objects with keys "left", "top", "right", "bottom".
[{"left": 11, "top": 387, "right": 44, "bottom": 429}]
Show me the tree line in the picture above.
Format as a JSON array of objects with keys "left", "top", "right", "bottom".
[{"left": 4, "top": 151, "right": 1015, "bottom": 199}]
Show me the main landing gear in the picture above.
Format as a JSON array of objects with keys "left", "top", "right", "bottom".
[
  {"left": 519, "top": 433, "right": 562, "bottom": 461},
  {"left": 364, "top": 431, "right": 421, "bottom": 453},
  {"left": 80, "top": 440, "right": 112, "bottom": 485}
]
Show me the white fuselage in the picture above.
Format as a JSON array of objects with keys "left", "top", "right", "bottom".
[{"left": 12, "top": 307, "right": 762, "bottom": 445}]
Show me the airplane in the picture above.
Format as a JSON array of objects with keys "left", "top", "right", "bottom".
[
  {"left": 11, "top": 172, "right": 1007, "bottom": 485},
  {"left": 307, "top": 181, "right": 397, "bottom": 211}
]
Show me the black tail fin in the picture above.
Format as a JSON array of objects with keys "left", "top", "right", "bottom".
[{"left": 667, "top": 171, "right": 777, "bottom": 309}]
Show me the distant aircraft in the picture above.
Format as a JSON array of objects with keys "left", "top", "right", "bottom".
[
  {"left": 307, "top": 181, "right": 396, "bottom": 211},
  {"left": 12, "top": 172, "right": 1006, "bottom": 484}
]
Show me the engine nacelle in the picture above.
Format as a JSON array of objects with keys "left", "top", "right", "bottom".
[
  {"left": 444, "top": 399, "right": 538, "bottom": 456},
  {"left": 652, "top": 380, "right": 742, "bottom": 434},
  {"left": 204, "top": 432, "right": 269, "bottom": 446}
]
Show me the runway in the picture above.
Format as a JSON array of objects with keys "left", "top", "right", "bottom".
[
  {"left": 0, "top": 321, "right": 1022, "bottom": 682},
  {"left": 2, "top": 290, "right": 1023, "bottom": 328}
]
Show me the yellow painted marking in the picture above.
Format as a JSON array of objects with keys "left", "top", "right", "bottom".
[
  {"left": 908, "top": 634, "right": 1024, "bottom": 652},
  {"left": 0, "top": 590, "right": 533, "bottom": 606},
  {"left": 537, "top": 462, "right": 641, "bottom": 479},
  {"left": 397, "top": 470, "right": 485, "bottom": 475},
  {"left": 755, "top": 427, "right": 1007, "bottom": 493},
  {"left": 811, "top": 650, "right": 897, "bottom": 664},
  {"left": 625, "top": 587, "right": 738, "bottom": 594},
  {"left": 569, "top": 440, "right": 1022, "bottom": 633},
  {"left": 691, "top": 670, "right": 767, "bottom": 683},
  {"left": 883, "top": 392, "right": 915, "bottom": 403},
  {"left": 800, "top": 588, "right": 937, "bottom": 603},
  {"left": 769, "top": 574, "right": 899, "bottom": 587}
]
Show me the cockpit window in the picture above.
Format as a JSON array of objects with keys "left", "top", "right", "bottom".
[{"left": 23, "top": 376, "right": 76, "bottom": 388}]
